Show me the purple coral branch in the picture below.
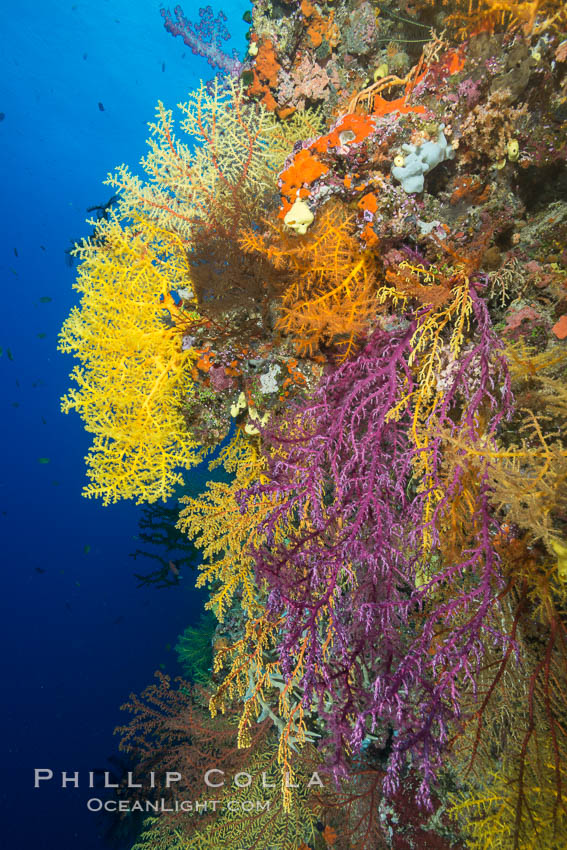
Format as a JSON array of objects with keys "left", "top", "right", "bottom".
[
  {"left": 241, "top": 326, "right": 422, "bottom": 781},
  {"left": 240, "top": 286, "right": 514, "bottom": 805},
  {"left": 160, "top": 5, "right": 242, "bottom": 77}
]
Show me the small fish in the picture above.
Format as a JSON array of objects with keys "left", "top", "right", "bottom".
[
  {"left": 12, "top": 402, "right": 19, "bottom": 408},
  {"left": 41, "top": 417, "right": 47, "bottom": 425},
  {"left": 0, "top": 348, "right": 2, "bottom": 357},
  {"left": 10, "top": 268, "right": 17, "bottom": 276},
  {"left": 38, "top": 457, "right": 50, "bottom": 464},
  {"left": 168, "top": 560, "right": 179, "bottom": 577},
  {"left": 14, "top": 248, "right": 18, "bottom": 257},
  {"left": 37, "top": 333, "right": 46, "bottom": 339},
  {"left": 40, "top": 245, "right": 46, "bottom": 251},
  {"left": 75, "top": 581, "right": 81, "bottom": 587},
  {"left": 35, "top": 567, "right": 46, "bottom": 574},
  {"left": 113, "top": 616, "right": 124, "bottom": 625},
  {"left": 162, "top": 62, "right": 165, "bottom": 72},
  {"left": 165, "top": 643, "right": 171, "bottom": 651},
  {"left": 84, "top": 544, "right": 91, "bottom": 554},
  {"left": 98, "top": 102, "right": 105, "bottom": 112},
  {"left": 83, "top": 53, "right": 87, "bottom": 60},
  {"left": 7, "top": 349, "right": 13, "bottom": 361},
  {"left": 51, "top": 480, "right": 60, "bottom": 486},
  {"left": 39, "top": 296, "right": 52, "bottom": 303},
  {"left": 0, "top": 113, "right": 5, "bottom": 121},
  {"left": 159, "top": 663, "right": 166, "bottom": 670}
]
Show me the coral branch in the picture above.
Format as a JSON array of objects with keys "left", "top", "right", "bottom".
[{"left": 160, "top": 4, "right": 242, "bottom": 76}]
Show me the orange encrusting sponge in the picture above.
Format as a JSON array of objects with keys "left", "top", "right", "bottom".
[{"left": 278, "top": 102, "right": 426, "bottom": 217}]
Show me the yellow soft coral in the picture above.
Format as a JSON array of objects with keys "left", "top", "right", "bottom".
[
  {"left": 551, "top": 539, "right": 567, "bottom": 583},
  {"left": 177, "top": 432, "right": 268, "bottom": 621},
  {"left": 449, "top": 737, "right": 567, "bottom": 850},
  {"left": 59, "top": 215, "right": 203, "bottom": 504},
  {"left": 107, "top": 77, "right": 274, "bottom": 246}
]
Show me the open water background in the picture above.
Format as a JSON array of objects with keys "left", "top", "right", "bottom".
[{"left": 0, "top": 1, "right": 247, "bottom": 846}]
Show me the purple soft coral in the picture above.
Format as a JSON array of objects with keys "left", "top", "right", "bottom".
[
  {"left": 160, "top": 5, "right": 242, "bottom": 76},
  {"left": 240, "top": 289, "right": 513, "bottom": 806}
]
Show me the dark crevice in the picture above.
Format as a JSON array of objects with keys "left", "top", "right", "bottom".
[{"left": 515, "top": 162, "right": 567, "bottom": 212}]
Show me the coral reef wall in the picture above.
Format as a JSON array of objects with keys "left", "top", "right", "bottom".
[{"left": 60, "top": 1, "right": 567, "bottom": 848}]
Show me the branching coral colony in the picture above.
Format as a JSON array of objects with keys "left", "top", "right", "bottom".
[{"left": 60, "top": 0, "right": 567, "bottom": 847}]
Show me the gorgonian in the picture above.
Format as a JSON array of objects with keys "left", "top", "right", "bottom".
[{"left": 240, "top": 289, "right": 513, "bottom": 806}]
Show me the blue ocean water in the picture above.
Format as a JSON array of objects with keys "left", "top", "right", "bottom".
[{"left": 0, "top": 2, "right": 247, "bottom": 846}]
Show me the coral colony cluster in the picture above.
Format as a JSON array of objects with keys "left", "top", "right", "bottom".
[{"left": 59, "top": 0, "right": 567, "bottom": 848}]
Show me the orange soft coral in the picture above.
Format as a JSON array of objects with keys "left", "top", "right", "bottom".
[
  {"left": 431, "top": 0, "right": 567, "bottom": 38},
  {"left": 371, "top": 93, "right": 427, "bottom": 118},
  {"left": 301, "top": 0, "right": 339, "bottom": 48},
  {"left": 254, "top": 38, "right": 280, "bottom": 88},
  {"left": 279, "top": 148, "right": 330, "bottom": 213},
  {"left": 305, "top": 9, "right": 339, "bottom": 49},
  {"left": 247, "top": 38, "right": 281, "bottom": 111},
  {"left": 241, "top": 202, "right": 380, "bottom": 360},
  {"left": 357, "top": 192, "right": 378, "bottom": 215},
  {"left": 278, "top": 114, "right": 375, "bottom": 215},
  {"left": 311, "top": 112, "right": 376, "bottom": 153},
  {"left": 552, "top": 314, "right": 567, "bottom": 340}
]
